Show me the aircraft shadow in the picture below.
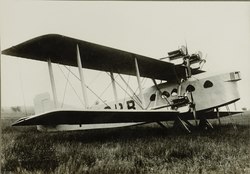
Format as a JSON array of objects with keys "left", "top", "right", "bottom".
[{"left": 24, "top": 123, "right": 249, "bottom": 144}]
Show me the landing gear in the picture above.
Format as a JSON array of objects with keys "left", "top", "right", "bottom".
[
  {"left": 216, "top": 107, "right": 221, "bottom": 125},
  {"left": 199, "top": 118, "right": 213, "bottom": 130},
  {"left": 170, "top": 90, "right": 215, "bottom": 132},
  {"left": 157, "top": 122, "right": 168, "bottom": 129},
  {"left": 173, "top": 117, "right": 191, "bottom": 133},
  {"left": 173, "top": 117, "right": 214, "bottom": 132},
  {"left": 190, "top": 103, "right": 198, "bottom": 126}
]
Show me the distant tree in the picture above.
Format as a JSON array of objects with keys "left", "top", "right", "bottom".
[
  {"left": 242, "top": 107, "right": 247, "bottom": 111},
  {"left": 11, "top": 106, "right": 21, "bottom": 112}
]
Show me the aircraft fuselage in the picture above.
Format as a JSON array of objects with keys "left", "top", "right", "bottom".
[{"left": 94, "top": 71, "right": 241, "bottom": 112}]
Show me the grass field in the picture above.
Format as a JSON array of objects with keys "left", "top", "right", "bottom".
[{"left": 1, "top": 113, "right": 250, "bottom": 174}]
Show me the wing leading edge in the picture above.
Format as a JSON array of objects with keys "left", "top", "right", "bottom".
[{"left": 2, "top": 34, "right": 203, "bottom": 81}]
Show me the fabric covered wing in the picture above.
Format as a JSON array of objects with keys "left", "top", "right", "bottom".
[
  {"left": 2, "top": 34, "right": 202, "bottom": 81},
  {"left": 12, "top": 109, "right": 242, "bottom": 126},
  {"left": 12, "top": 110, "right": 180, "bottom": 126}
]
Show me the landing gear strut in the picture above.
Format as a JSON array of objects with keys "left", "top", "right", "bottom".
[
  {"left": 199, "top": 118, "right": 213, "bottom": 130},
  {"left": 173, "top": 116, "right": 191, "bottom": 133}
]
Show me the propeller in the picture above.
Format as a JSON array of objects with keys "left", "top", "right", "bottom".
[
  {"left": 183, "top": 41, "right": 192, "bottom": 78},
  {"left": 159, "top": 42, "right": 206, "bottom": 78},
  {"left": 190, "top": 94, "right": 198, "bottom": 126},
  {"left": 160, "top": 44, "right": 188, "bottom": 61},
  {"left": 186, "top": 85, "right": 198, "bottom": 126}
]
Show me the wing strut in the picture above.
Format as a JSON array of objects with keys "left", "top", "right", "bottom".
[
  {"left": 110, "top": 72, "right": 118, "bottom": 109},
  {"left": 135, "top": 58, "right": 146, "bottom": 109},
  {"left": 76, "top": 44, "right": 89, "bottom": 109},
  {"left": 48, "top": 58, "right": 58, "bottom": 108}
]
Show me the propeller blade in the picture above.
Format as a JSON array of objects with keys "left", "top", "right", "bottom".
[
  {"left": 197, "top": 51, "right": 203, "bottom": 59},
  {"left": 192, "top": 105, "right": 198, "bottom": 126},
  {"left": 185, "top": 40, "right": 188, "bottom": 55},
  {"left": 186, "top": 58, "right": 192, "bottom": 78},
  {"left": 190, "top": 92, "right": 198, "bottom": 126},
  {"left": 181, "top": 45, "right": 187, "bottom": 55}
]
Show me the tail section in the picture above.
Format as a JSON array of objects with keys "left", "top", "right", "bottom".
[
  {"left": 32, "top": 93, "right": 143, "bottom": 132},
  {"left": 33, "top": 93, "right": 55, "bottom": 131},
  {"left": 33, "top": 92, "right": 54, "bottom": 114}
]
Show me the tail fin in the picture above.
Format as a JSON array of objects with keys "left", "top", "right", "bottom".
[{"left": 33, "top": 92, "right": 54, "bottom": 114}]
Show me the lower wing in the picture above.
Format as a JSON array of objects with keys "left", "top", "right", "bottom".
[
  {"left": 12, "top": 109, "right": 179, "bottom": 126},
  {"left": 12, "top": 109, "right": 242, "bottom": 126}
]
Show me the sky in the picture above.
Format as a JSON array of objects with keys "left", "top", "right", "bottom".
[{"left": 1, "top": 1, "right": 250, "bottom": 110}]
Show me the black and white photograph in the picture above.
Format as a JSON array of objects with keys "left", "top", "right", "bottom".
[{"left": 1, "top": 1, "right": 250, "bottom": 173}]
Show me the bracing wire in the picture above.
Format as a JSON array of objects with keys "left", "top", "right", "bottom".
[
  {"left": 118, "top": 74, "right": 142, "bottom": 104},
  {"left": 123, "top": 76, "right": 130, "bottom": 105},
  {"left": 89, "top": 71, "right": 102, "bottom": 85},
  {"left": 99, "top": 77, "right": 113, "bottom": 98},
  {"left": 134, "top": 77, "right": 147, "bottom": 94},
  {"left": 121, "top": 76, "right": 147, "bottom": 107},
  {"left": 127, "top": 77, "right": 149, "bottom": 108},
  {"left": 57, "top": 65, "right": 85, "bottom": 107},
  {"left": 91, "top": 78, "right": 113, "bottom": 108},
  {"left": 61, "top": 65, "right": 143, "bottom": 109},
  {"left": 58, "top": 65, "right": 71, "bottom": 108},
  {"left": 107, "top": 73, "right": 143, "bottom": 109},
  {"left": 63, "top": 66, "right": 110, "bottom": 107}
]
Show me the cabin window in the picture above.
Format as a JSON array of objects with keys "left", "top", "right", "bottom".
[
  {"left": 150, "top": 94, "right": 156, "bottom": 101},
  {"left": 186, "top": 85, "right": 195, "bottom": 92},
  {"left": 171, "top": 88, "right": 178, "bottom": 96},
  {"left": 203, "top": 80, "right": 213, "bottom": 88},
  {"left": 161, "top": 91, "right": 170, "bottom": 98}
]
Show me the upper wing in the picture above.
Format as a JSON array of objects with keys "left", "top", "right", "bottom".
[{"left": 2, "top": 34, "right": 203, "bottom": 81}]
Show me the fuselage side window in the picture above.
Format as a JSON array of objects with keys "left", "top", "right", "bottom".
[
  {"left": 186, "top": 85, "right": 195, "bottom": 92},
  {"left": 150, "top": 94, "right": 156, "bottom": 101},
  {"left": 161, "top": 91, "right": 170, "bottom": 98},
  {"left": 203, "top": 80, "right": 213, "bottom": 88}
]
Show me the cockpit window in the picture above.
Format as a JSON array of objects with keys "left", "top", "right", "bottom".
[{"left": 204, "top": 80, "right": 213, "bottom": 88}]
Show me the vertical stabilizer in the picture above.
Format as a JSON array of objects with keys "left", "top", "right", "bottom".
[{"left": 33, "top": 93, "right": 54, "bottom": 114}]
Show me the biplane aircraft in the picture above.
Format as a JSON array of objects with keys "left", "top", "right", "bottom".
[{"left": 2, "top": 34, "right": 242, "bottom": 132}]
